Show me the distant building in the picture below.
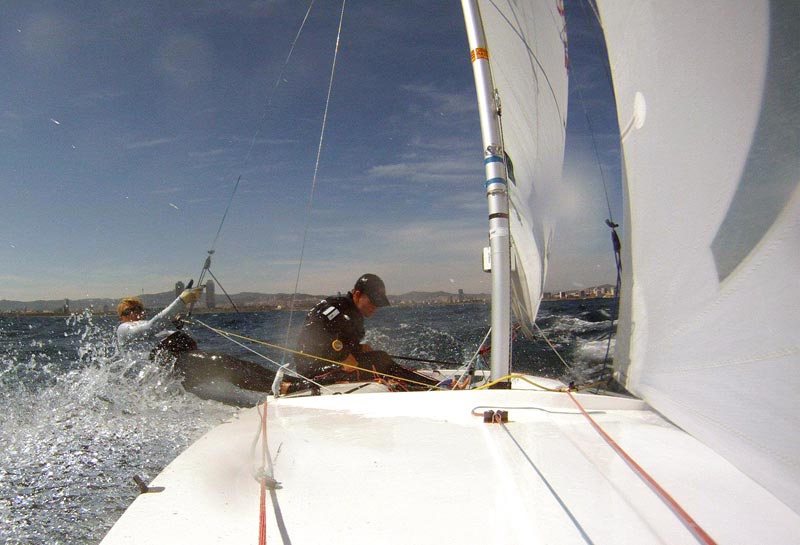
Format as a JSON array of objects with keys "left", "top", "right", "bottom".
[
  {"left": 585, "top": 284, "right": 617, "bottom": 298},
  {"left": 206, "top": 279, "right": 216, "bottom": 309},
  {"left": 545, "top": 284, "right": 617, "bottom": 300}
]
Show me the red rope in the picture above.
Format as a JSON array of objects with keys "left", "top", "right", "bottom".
[
  {"left": 566, "top": 391, "right": 718, "bottom": 545},
  {"left": 258, "top": 400, "right": 268, "bottom": 545}
]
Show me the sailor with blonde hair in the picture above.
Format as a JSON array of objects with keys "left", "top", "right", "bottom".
[{"left": 116, "top": 287, "right": 203, "bottom": 354}]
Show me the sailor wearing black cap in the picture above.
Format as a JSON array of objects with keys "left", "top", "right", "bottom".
[{"left": 289, "top": 274, "right": 438, "bottom": 391}]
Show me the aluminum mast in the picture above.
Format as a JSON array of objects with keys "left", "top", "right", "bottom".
[{"left": 461, "top": 0, "right": 511, "bottom": 384}]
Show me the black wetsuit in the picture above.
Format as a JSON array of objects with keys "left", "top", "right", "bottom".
[
  {"left": 292, "top": 293, "right": 438, "bottom": 390},
  {"left": 152, "top": 331, "right": 274, "bottom": 406}
]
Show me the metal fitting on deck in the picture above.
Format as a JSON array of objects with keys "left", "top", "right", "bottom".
[{"left": 482, "top": 410, "right": 509, "bottom": 423}]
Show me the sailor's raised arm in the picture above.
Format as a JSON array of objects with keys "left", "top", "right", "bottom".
[{"left": 116, "top": 287, "right": 203, "bottom": 346}]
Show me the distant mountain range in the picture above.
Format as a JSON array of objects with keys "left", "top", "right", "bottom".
[{"left": 0, "top": 289, "right": 489, "bottom": 314}]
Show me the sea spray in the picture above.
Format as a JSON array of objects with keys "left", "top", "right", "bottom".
[
  {"left": 0, "top": 299, "right": 616, "bottom": 544},
  {"left": 0, "top": 311, "right": 234, "bottom": 545}
]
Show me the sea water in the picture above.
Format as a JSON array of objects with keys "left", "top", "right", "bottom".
[{"left": 0, "top": 299, "right": 616, "bottom": 545}]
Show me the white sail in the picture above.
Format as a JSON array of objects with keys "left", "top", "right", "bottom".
[
  {"left": 478, "top": 0, "right": 569, "bottom": 327},
  {"left": 598, "top": 0, "right": 800, "bottom": 511},
  {"left": 99, "top": 3, "right": 800, "bottom": 544}
]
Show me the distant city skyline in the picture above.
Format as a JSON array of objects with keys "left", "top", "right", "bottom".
[
  {"left": 1, "top": 1, "right": 620, "bottom": 301},
  {"left": 0, "top": 278, "right": 618, "bottom": 313}
]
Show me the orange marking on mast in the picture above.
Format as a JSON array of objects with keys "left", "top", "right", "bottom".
[{"left": 471, "top": 47, "right": 489, "bottom": 62}]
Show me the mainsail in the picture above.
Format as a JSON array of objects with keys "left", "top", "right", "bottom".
[
  {"left": 98, "top": 4, "right": 800, "bottom": 544},
  {"left": 598, "top": 0, "right": 800, "bottom": 512},
  {"left": 477, "top": 0, "right": 569, "bottom": 328}
]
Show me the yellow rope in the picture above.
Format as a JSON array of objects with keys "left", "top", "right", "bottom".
[
  {"left": 186, "top": 318, "right": 450, "bottom": 391},
  {"left": 572, "top": 380, "right": 608, "bottom": 392},
  {"left": 474, "top": 374, "right": 566, "bottom": 392},
  {"left": 474, "top": 375, "right": 608, "bottom": 393},
  {"left": 186, "top": 320, "right": 605, "bottom": 394}
]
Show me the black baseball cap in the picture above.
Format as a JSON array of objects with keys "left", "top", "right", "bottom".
[{"left": 354, "top": 273, "right": 390, "bottom": 307}]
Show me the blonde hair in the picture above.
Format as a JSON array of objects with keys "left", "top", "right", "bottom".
[{"left": 118, "top": 297, "right": 144, "bottom": 318}]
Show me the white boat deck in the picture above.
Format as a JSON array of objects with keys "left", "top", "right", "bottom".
[{"left": 100, "top": 387, "right": 800, "bottom": 544}]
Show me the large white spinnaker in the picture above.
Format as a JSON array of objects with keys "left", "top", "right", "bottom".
[
  {"left": 599, "top": 0, "right": 800, "bottom": 512},
  {"left": 463, "top": 0, "right": 569, "bottom": 378}
]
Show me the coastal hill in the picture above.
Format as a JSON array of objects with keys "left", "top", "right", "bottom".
[
  {"left": 0, "top": 290, "right": 489, "bottom": 315},
  {"left": 1, "top": 285, "right": 615, "bottom": 315}
]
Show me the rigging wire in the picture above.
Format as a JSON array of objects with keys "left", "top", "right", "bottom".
[
  {"left": 282, "top": 0, "right": 348, "bottom": 353},
  {"left": 428, "top": 327, "right": 493, "bottom": 391},
  {"left": 192, "top": 1, "right": 318, "bottom": 309},
  {"left": 390, "top": 354, "right": 470, "bottom": 367},
  {"left": 571, "top": 0, "right": 623, "bottom": 390},
  {"left": 189, "top": 318, "right": 332, "bottom": 393},
  {"left": 533, "top": 322, "right": 572, "bottom": 370},
  {"left": 567, "top": 1, "right": 618, "bottom": 225},
  {"left": 205, "top": 175, "right": 242, "bottom": 270},
  {"left": 573, "top": 1, "right": 620, "bottom": 230},
  {"left": 189, "top": 317, "right": 606, "bottom": 394},
  {"left": 203, "top": 266, "right": 240, "bottom": 313},
  {"left": 240, "top": 0, "right": 317, "bottom": 174},
  {"left": 392, "top": 326, "right": 491, "bottom": 372},
  {"left": 194, "top": 177, "right": 243, "bottom": 313},
  {"left": 187, "top": 317, "right": 459, "bottom": 393},
  {"left": 597, "top": 221, "right": 622, "bottom": 392}
]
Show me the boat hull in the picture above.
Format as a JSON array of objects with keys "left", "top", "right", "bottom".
[{"left": 100, "top": 385, "right": 800, "bottom": 544}]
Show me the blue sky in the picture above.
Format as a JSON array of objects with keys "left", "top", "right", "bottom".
[{"left": 1, "top": 1, "right": 620, "bottom": 301}]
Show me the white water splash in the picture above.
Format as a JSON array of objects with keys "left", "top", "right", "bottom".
[{"left": 0, "top": 311, "right": 235, "bottom": 545}]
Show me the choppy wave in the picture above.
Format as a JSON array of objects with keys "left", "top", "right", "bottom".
[
  {"left": 0, "top": 311, "right": 234, "bottom": 545},
  {"left": 0, "top": 299, "right": 616, "bottom": 544}
]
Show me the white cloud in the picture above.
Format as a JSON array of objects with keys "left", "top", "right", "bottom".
[
  {"left": 402, "top": 84, "right": 477, "bottom": 116},
  {"left": 124, "top": 137, "right": 177, "bottom": 150},
  {"left": 155, "top": 33, "right": 217, "bottom": 88},
  {"left": 20, "top": 13, "right": 78, "bottom": 66},
  {"left": 368, "top": 158, "right": 479, "bottom": 185},
  {"left": 188, "top": 148, "right": 227, "bottom": 159}
]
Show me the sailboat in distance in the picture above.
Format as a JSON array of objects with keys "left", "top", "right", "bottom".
[{"left": 100, "top": 1, "right": 800, "bottom": 544}]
